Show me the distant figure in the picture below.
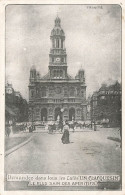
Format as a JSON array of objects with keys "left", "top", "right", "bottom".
[
  {"left": 59, "top": 120, "right": 63, "bottom": 132},
  {"left": 94, "top": 122, "right": 97, "bottom": 131},
  {"left": 29, "top": 125, "right": 33, "bottom": 133},
  {"left": 61, "top": 122, "right": 70, "bottom": 144},
  {"left": 91, "top": 122, "right": 92, "bottom": 129},
  {"left": 6, "top": 124, "right": 11, "bottom": 137},
  {"left": 83, "top": 122, "right": 86, "bottom": 128},
  {"left": 24, "top": 123, "right": 27, "bottom": 131}
]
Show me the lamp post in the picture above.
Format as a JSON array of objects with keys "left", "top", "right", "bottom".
[
  {"left": 60, "top": 98, "right": 64, "bottom": 121},
  {"left": 81, "top": 101, "right": 84, "bottom": 121}
]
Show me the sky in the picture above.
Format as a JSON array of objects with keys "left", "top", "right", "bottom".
[{"left": 6, "top": 4, "right": 121, "bottom": 100}]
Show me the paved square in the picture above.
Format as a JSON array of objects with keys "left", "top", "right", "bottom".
[{"left": 5, "top": 128, "right": 121, "bottom": 190}]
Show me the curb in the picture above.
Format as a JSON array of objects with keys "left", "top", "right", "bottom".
[{"left": 5, "top": 135, "right": 33, "bottom": 157}]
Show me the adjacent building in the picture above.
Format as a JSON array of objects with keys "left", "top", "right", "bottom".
[
  {"left": 28, "top": 16, "right": 87, "bottom": 122},
  {"left": 5, "top": 82, "right": 28, "bottom": 124},
  {"left": 90, "top": 81, "right": 121, "bottom": 126}
]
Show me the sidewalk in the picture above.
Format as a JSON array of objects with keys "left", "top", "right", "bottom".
[{"left": 5, "top": 131, "right": 33, "bottom": 156}]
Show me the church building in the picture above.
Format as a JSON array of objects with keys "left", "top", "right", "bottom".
[{"left": 29, "top": 16, "right": 87, "bottom": 121}]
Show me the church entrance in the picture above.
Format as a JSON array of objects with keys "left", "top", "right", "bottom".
[
  {"left": 69, "top": 108, "right": 75, "bottom": 121},
  {"left": 41, "top": 108, "right": 47, "bottom": 121},
  {"left": 55, "top": 107, "right": 62, "bottom": 121}
]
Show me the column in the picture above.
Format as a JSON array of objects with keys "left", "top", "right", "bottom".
[
  {"left": 60, "top": 38, "right": 61, "bottom": 48},
  {"left": 54, "top": 39, "right": 56, "bottom": 48},
  {"left": 63, "top": 40, "right": 65, "bottom": 48}
]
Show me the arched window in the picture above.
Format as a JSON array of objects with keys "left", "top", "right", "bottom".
[
  {"left": 56, "top": 39, "right": 59, "bottom": 48},
  {"left": 54, "top": 70, "right": 56, "bottom": 77},
  {"left": 61, "top": 39, "right": 63, "bottom": 48},
  {"left": 41, "top": 108, "right": 47, "bottom": 121},
  {"left": 60, "top": 70, "right": 63, "bottom": 77},
  {"left": 81, "top": 90, "right": 84, "bottom": 97},
  {"left": 69, "top": 108, "right": 75, "bottom": 121}
]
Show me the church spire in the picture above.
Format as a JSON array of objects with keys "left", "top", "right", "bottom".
[{"left": 55, "top": 16, "right": 61, "bottom": 27}]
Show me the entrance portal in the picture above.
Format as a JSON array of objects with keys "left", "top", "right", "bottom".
[
  {"left": 69, "top": 108, "right": 75, "bottom": 121},
  {"left": 41, "top": 108, "right": 47, "bottom": 121},
  {"left": 55, "top": 107, "right": 62, "bottom": 121}
]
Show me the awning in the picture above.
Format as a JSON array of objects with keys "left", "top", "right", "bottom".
[{"left": 5, "top": 105, "right": 17, "bottom": 116}]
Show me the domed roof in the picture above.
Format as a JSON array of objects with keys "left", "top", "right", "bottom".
[{"left": 51, "top": 28, "right": 64, "bottom": 36}]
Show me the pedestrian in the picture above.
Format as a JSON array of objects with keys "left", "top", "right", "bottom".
[
  {"left": 94, "top": 122, "right": 97, "bottom": 131},
  {"left": 6, "top": 124, "right": 11, "bottom": 137},
  {"left": 83, "top": 122, "right": 86, "bottom": 129},
  {"left": 29, "top": 125, "right": 33, "bottom": 133},
  {"left": 61, "top": 122, "right": 70, "bottom": 144}
]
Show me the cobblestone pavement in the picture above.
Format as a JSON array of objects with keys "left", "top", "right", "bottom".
[{"left": 5, "top": 127, "right": 121, "bottom": 190}]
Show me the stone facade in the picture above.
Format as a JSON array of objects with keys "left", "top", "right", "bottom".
[
  {"left": 90, "top": 82, "right": 121, "bottom": 125},
  {"left": 29, "top": 16, "right": 87, "bottom": 121}
]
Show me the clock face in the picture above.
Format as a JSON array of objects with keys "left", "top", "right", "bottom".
[{"left": 56, "top": 57, "right": 60, "bottom": 62}]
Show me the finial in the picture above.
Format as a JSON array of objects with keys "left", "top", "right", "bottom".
[{"left": 55, "top": 13, "right": 61, "bottom": 26}]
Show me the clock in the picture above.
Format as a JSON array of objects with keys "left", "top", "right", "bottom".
[{"left": 56, "top": 57, "right": 60, "bottom": 62}]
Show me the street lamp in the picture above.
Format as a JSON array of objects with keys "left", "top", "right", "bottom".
[
  {"left": 60, "top": 98, "right": 64, "bottom": 121},
  {"left": 81, "top": 100, "right": 84, "bottom": 121}
]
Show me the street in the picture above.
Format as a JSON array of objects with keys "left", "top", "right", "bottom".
[{"left": 5, "top": 127, "right": 121, "bottom": 190}]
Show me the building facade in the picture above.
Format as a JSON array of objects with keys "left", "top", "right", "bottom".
[
  {"left": 90, "top": 81, "right": 121, "bottom": 126},
  {"left": 28, "top": 17, "right": 87, "bottom": 122},
  {"left": 5, "top": 82, "right": 28, "bottom": 123}
]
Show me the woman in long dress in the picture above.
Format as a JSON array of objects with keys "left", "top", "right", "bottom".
[{"left": 61, "top": 122, "right": 70, "bottom": 144}]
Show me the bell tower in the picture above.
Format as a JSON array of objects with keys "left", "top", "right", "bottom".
[{"left": 49, "top": 16, "right": 67, "bottom": 79}]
